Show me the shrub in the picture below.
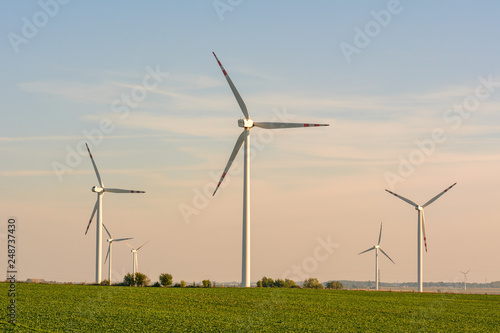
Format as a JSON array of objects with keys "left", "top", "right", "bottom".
[
  {"left": 159, "top": 273, "right": 173, "bottom": 287},
  {"left": 303, "top": 278, "right": 323, "bottom": 289}
]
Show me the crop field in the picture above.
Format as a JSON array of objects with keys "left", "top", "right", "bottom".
[{"left": 1, "top": 283, "right": 499, "bottom": 332}]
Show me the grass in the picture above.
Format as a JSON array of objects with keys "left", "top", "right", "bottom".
[{"left": 0, "top": 283, "right": 498, "bottom": 332}]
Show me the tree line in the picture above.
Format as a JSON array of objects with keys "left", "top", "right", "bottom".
[{"left": 107, "top": 273, "right": 343, "bottom": 290}]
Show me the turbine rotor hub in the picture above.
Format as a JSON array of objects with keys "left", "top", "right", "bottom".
[
  {"left": 238, "top": 119, "right": 254, "bottom": 128},
  {"left": 92, "top": 186, "right": 104, "bottom": 193},
  {"left": 416, "top": 206, "right": 423, "bottom": 211}
]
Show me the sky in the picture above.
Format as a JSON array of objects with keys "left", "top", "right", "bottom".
[{"left": 1, "top": 0, "right": 500, "bottom": 285}]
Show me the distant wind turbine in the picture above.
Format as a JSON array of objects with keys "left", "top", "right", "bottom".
[
  {"left": 358, "top": 222, "right": 395, "bottom": 291},
  {"left": 103, "top": 224, "right": 132, "bottom": 285},
  {"left": 84, "top": 143, "right": 145, "bottom": 284},
  {"left": 211, "top": 52, "right": 329, "bottom": 287},
  {"left": 126, "top": 241, "right": 149, "bottom": 276},
  {"left": 461, "top": 270, "right": 470, "bottom": 291},
  {"left": 385, "top": 183, "right": 456, "bottom": 292}
]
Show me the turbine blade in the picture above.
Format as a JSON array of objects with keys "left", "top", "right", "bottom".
[
  {"left": 104, "top": 244, "right": 110, "bottom": 264},
  {"left": 422, "top": 183, "right": 457, "bottom": 208},
  {"left": 378, "top": 222, "right": 383, "bottom": 245},
  {"left": 86, "top": 143, "right": 104, "bottom": 188},
  {"left": 379, "top": 248, "right": 395, "bottom": 264},
  {"left": 85, "top": 199, "right": 99, "bottom": 235},
  {"left": 126, "top": 242, "right": 134, "bottom": 250},
  {"left": 102, "top": 223, "right": 112, "bottom": 239},
  {"left": 104, "top": 188, "right": 145, "bottom": 193},
  {"left": 213, "top": 131, "right": 245, "bottom": 196},
  {"left": 212, "top": 52, "right": 249, "bottom": 119},
  {"left": 358, "top": 246, "right": 375, "bottom": 255},
  {"left": 253, "top": 122, "right": 329, "bottom": 129},
  {"left": 114, "top": 237, "right": 133, "bottom": 242},
  {"left": 385, "top": 189, "right": 418, "bottom": 207},
  {"left": 136, "top": 240, "right": 150, "bottom": 251},
  {"left": 422, "top": 209, "right": 428, "bottom": 252}
]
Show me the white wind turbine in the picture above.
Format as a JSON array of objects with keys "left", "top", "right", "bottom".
[
  {"left": 460, "top": 269, "right": 470, "bottom": 291},
  {"left": 211, "top": 53, "right": 329, "bottom": 287},
  {"left": 126, "top": 241, "right": 149, "bottom": 276},
  {"left": 385, "top": 183, "right": 456, "bottom": 292},
  {"left": 103, "top": 224, "right": 132, "bottom": 285},
  {"left": 84, "top": 143, "right": 145, "bottom": 284},
  {"left": 358, "top": 222, "right": 395, "bottom": 291}
]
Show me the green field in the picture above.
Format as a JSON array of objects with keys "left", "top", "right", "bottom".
[{"left": 1, "top": 283, "right": 498, "bottom": 332}]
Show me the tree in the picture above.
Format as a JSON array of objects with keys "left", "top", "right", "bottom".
[
  {"left": 285, "top": 279, "right": 298, "bottom": 288},
  {"left": 303, "top": 278, "right": 323, "bottom": 289},
  {"left": 256, "top": 277, "right": 298, "bottom": 288},
  {"left": 259, "top": 276, "right": 274, "bottom": 288},
  {"left": 123, "top": 273, "right": 135, "bottom": 286},
  {"left": 274, "top": 279, "right": 287, "bottom": 288},
  {"left": 135, "top": 272, "right": 150, "bottom": 287},
  {"left": 326, "top": 281, "right": 343, "bottom": 290},
  {"left": 159, "top": 273, "right": 173, "bottom": 287},
  {"left": 180, "top": 280, "right": 187, "bottom": 288},
  {"left": 202, "top": 279, "right": 211, "bottom": 288}
]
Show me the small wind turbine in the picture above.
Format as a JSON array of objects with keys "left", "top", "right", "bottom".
[
  {"left": 84, "top": 143, "right": 145, "bottom": 284},
  {"left": 358, "top": 222, "right": 395, "bottom": 291},
  {"left": 461, "top": 270, "right": 470, "bottom": 291},
  {"left": 126, "top": 241, "right": 149, "bottom": 276},
  {"left": 211, "top": 53, "right": 329, "bottom": 287},
  {"left": 103, "top": 224, "right": 132, "bottom": 285},
  {"left": 385, "top": 183, "right": 456, "bottom": 292}
]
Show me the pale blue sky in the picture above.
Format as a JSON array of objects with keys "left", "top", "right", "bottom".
[{"left": 2, "top": 1, "right": 500, "bottom": 285}]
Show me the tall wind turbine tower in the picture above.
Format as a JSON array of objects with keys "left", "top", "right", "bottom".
[
  {"left": 460, "top": 270, "right": 470, "bottom": 291},
  {"left": 385, "top": 183, "right": 456, "bottom": 292},
  {"left": 127, "top": 241, "right": 149, "bottom": 276},
  {"left": 103, "top": 224, "right": 132, "bottom": 285},
  {"left": 358, "top": 222, "right": 395, "bottom": 291},
  {"left": 84, "top": 143, "right": 145, "bottom": 284},
  {"left": 211, "top": 53, "right": 329, "bottom": 287}
]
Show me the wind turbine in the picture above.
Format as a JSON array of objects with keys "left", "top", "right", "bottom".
[
  {"left": 385, "top": 183, "right": 456, "bottom": 292},
  {"left": 460, "top": 270, "right": 470, "bottom": 291},
  {"left": 358, "top": 222, "right": 395, "bottom": 291},
  {"left": 84, "top": 143, "right": 145, "bottom": 284},
  {"left": 211, "top": 52, "right": 329, "bottom": 287},
  {"left": 103, "top": 224, "right": 132, "bottom": 285},
  {"left": 126, "top": 241, "right": 149, "bottom": 276}
]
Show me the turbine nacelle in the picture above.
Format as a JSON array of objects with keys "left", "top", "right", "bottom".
[
  {"left": 416, "top": 206, "right": 423, "bottom": 211},
  {"left": 92, "top": 186, "right": 104, "bottom": 193},
  {"left": 238, "top": 118, "right": 254, "bottom": 128}
]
